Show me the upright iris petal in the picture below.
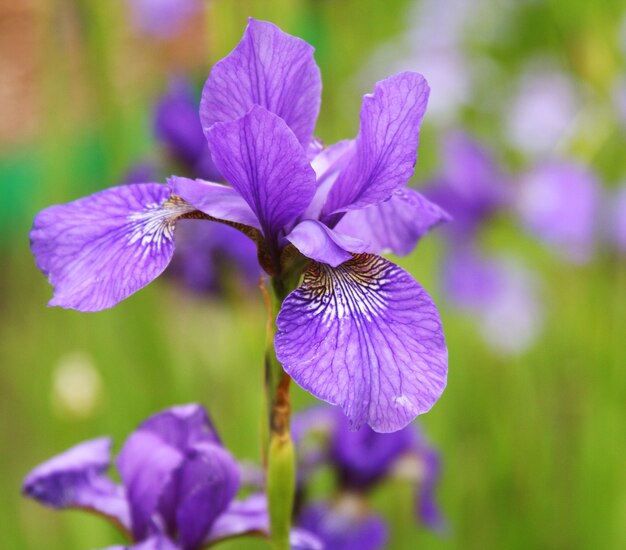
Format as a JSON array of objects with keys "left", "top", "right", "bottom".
[
  {"left": 30, "top": 184, "right": 194, "bottom": 312},
  {"left": 206, "top": 105, "right": 316, "bottom": 245},
  {"left": 276, "top": 255, "right": 447, "bottom": 432},
  {"left": 323, "top": 72, "right": 430, "bottom": 216},
  {"left": 201, "top": 17, "right": 321, "bottom": 147}
]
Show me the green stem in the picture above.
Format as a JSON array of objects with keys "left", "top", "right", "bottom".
[{"left": 262, "top": 278, "right": 296, "bottom": 550}]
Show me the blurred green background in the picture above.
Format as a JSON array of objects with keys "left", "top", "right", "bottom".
[{"left": 1, "top": 0, "right": 625, "bottom": 548}]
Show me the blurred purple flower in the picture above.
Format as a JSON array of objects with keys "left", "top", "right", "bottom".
[
  {"left": 31, "top": 18, "right": 449, "bottom": 433},
  {"left": 443, "top": 246, "right": 544, "bottom": 354},
  {"left": 154, "top": 78, "right": 221, "bottom": 181},
  {"left": 22, "top": 404, "right": 318, "bottom": 549},
  {"left": 298, "top": 501, "right": 388, "bottom": 550},
  {"left": 169, "top": 220, "right": 260, "bottom": 294},
  {"left": 293, "top": 407, "right": 445, "bottom": 532},
  {"left": 127, "top": 0, "right": 202, "bottom": 39},
  {"left": 505, "top": 63, "right": 580, "bottom": 156},
  {"left": 424, "top": 131, "right": 509, "bottom": 241},
  {"left": 516, "top": 161, "right": 599, "bottom": 263}
]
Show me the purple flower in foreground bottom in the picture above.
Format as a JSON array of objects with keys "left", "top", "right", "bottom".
[
  {"left": 30, "top": 18, "right": 448, "bottom": 432},
  {"left": 22, "top": 405, "right": 315, "bottom": 549}
]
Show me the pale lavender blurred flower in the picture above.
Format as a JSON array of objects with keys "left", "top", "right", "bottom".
[
  {"left": 443, "top": 246, "right": 544, "bottom": 354},
  {"left": 611, "top": 184, "right": 626, "bottom": 253},
  {"left": 31, "top": 18, "right": 449, "bottom": 433},
  {"left": 516, "top": 161, "right": 599, "bottom": 263},
  {"left": 23, "top": 404, "right": 316, "bottom": 549},
  {"left": 506, "top": 63, "right": 580, "bottom": 156},
  {"left": 127, "top": 0, "right": 202, "bottom": 39}
]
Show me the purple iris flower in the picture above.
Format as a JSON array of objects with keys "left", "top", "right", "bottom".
[
  {"left": 127, "top": 0, "right": 202, "bottom": 39},
  {"left": 516, "top": 161, "right": 599, "bottom": 263},
  {"left": 293, "top": 407, "right": 445, "bottom": 532},
  {"left": 424, "top": 130, "right": 509, "bottom": 242},
  {"left": 30, "top": 18, "right": 449, "bottom": 433},
  {"left": 22, "top": 404, "right": 320, "bottom": 549}
]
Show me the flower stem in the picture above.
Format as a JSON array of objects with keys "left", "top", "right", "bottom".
[{"left": 262, "top": 278, "right": 296, "bottom": 550}]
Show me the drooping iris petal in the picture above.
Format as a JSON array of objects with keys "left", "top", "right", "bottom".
[
  {"left": 206, "top": 106, "right": 316, "bottom": 242},
  {"left": 516, "top": 161, "right": 598, "bottom": 263},
  {"left": 170, "top": 177, "right": 261, "bottom": 231},
  {"left": 330, "top": 410, "right": 414, "bottom": 488},
  {"left": 276, "top": 254, "right": 447, "bottom": 432},
  {"left": 286, "top": 220, "right": 368, "bottom": 267},
  {"left": 31, "top": 184, "right": 193, "bottom": 312},
  {"left": 159, "top": 443, "right": 240, "bottom": 550},
  {"left": 298, "top": 502, "right": 388, "bottom": 550},
  {"left": 334, "top": 188, "right": 450, "bottom": 255},
  {"left": 323, "top": 72, "right": 430, "bottom": 216},
  {"left": 201, "top": 18, "right": 321, "bottom": 147},
  {"left": 22, "top": 438, "right": 130, "bottom": 531}
]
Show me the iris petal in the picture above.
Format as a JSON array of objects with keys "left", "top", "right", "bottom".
[
  {"left": 22, "top": 438, "right": 130, "bottom": 532},
  {"left": 335, "top": 188, "right": 450, "bottom": 256},
  {"left": 323, "top": 72, "right": 430, "bottom": 216},
  {"left": 286, "top": 220, "right": 368, "bottom": 267},
  {"left": 206, "top": 105, "right": 316, "bottom": 244},
  {"left": 201, "top": 18, "right": 321, "bottom": 147},
  {"left": 276, "top": 254, "right": 447, "bottom": 432},
  {"left": 31, "top": 184, "right": 193, "bottom": 312}
]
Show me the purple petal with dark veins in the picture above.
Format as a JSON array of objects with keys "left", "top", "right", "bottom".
[
  {"left": 335, "top": 188, "right": 450, "bottom": 256},
  {"left": 298, "top": 502, "right": 388, "bottom": 550},
  {"left": 170, "top": 177, "right": 261, "bottom": 231},
  {"left": 323, "top": 72, "right": 430, "bottom": 215},
  {"left": 286, "top": 220, "right": 368, "bottom": 267},
  {"left": 22, "top": 438, "right": 130, "bottom": 531},
  {"left": 201, "top": 18, "right": 321, "bottom": 146},
  {"left": 31, "top": 184, "right": 193, "bottom": 312},
  {"left": 206, "top": 106, "right": 316, "bottom": 240},
  {"left": 158, "top": 443, "right": 240, "bottom": 550},
  {"left": 276, "top": 254, "right": 447, "bottom": 432}
]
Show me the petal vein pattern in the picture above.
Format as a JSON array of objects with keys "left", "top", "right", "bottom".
[
  {"left": 275, "top": 255, "right": 447, "bottom": 432},
  {"left": 30, "top": 184, "right": 193, "bottom": 312}
]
